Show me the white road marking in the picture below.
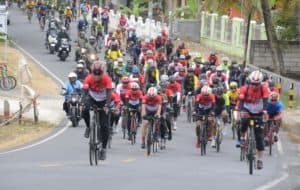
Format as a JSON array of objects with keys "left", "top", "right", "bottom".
[
  {"left": 40, "top": 163, "right": 64, "bottom": 167},
  {"left": 255, "top": 172, "right": 289, "bottom": 190},
  {"left": 0, "top": 41, "right": 69, "bottom": 155},
  {"left": 121, "top": 158, "right": 136, "bottom": 163},
  {"left": 277, "top": 135, "right": 284, "bottom": 155},
  {"left": 0, "top": 122, "right": 69, "bottom": 155}
]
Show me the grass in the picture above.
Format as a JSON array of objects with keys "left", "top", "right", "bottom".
[
  {"left": 0, "top": 119, "right": 55, "bottom": 151},
  {"left": 0, "top": 45, "right": 60, "bottom": 96}
]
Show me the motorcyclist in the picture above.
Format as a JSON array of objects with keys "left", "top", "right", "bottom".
[
  {"left": 56, "top": 27, "right": 71, "bottom": 52},
  {"left": 63, "top": 72, "right": 82, "bottom": 115},
  {"left": 75, "top": 31, "right": 88, "bottom": 61},
  {"left": 74, "top": 61, "right": 89, "bottom": 82}
]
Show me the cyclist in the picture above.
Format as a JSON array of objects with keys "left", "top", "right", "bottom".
[
  {"left": 237, "top": 70, "right": 269, "bottom": 169},
  {"left": 239, "top": 67, "right": 250, "bottom": 87},
  {"left": 125, "top": 82, "right": 143, "bottom": 140},
  {"left": 109, "top": 82, "right": 121, "bottom": 134},
  {"left": 82, "top": 61, "right": 112, "bottom": 160},
  {"left": 175, "top": 43, "right": 190, "bottom": 60},
  {"left": 64, "top": 6, "right": 72, "bottom": 28},
  {"left": 209, "top": 66, "right": 228, "bottom": 90},
  {"left": 266, "top": 92, "right": 283, "bottom": 143},
  {"left": 91, "top": 5, "right": 99, "bottom": 19},
  {"left": 63, "top": 72, "right": 83, "bottom": 116},
  {"left": 154, "top": 35, "right": 166, "bottom": 50},
  {"left": 74, "top": 61, "right": 89, "bottom": 82},
  {"left": 207, "top": 52, "right": 219, "bottom": 66},
  {"left": 116, "top": 76, "right": 131, "bottom": 103},
  {"left": 167, "top": 76, "right": 181, "bottom": 130},
  {"left": 129, "top": 67, "right": 145, "bottom": 88},
  {"left": 77, "top": 16, "right": 88, "bottom": 36},
  {"left": 114, "top": 28, "right": 123, "bottom": 46},
  {"left": 141, "top": 87, "right": 162, "bottom": 149},
  {"left": 113, "top": 57, "right": 125, "bottom": 83},
  {"left": 182, "top": 67, "right": 198, "bottom": 112},
  {"left": 220, "top": 56, "right": 230, "bottom": 75},
  {"left": 212, "top": 86, "right": 228, "bottom": 147},
  {"left": 165, "top": 38, "right": 174, "bottom": 61},
  {"left": 173, "top": 66, "right": 186, "bottom": 85},
  {"left": 268, "top": 79, "right": 280, "bottom": 94},
  {"left": 193, "top": 85, "right": 215, "bottom": 148},
  {"left": 167, "top": 57, "right": 182, "bottom": 76},
  {"left": 201, "top": 61, "right": 210, "bottom": 75},
  {"left": 229, "top": 61, "right": 241, "bottom": 84},
  {"left": 122, "top": 59, "right": 135, "bottom": 76},
  {"left": 144, "top": 59, "right": 159, "bottom": 89}
]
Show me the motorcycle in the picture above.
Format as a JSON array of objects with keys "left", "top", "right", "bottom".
[
  {"left": 57, "top": 38, "right": 70, "bottom": 61},
  {"left": 47, "top": 31, "right": 58, "bottom": 54},
  {"left": 62, "top": 88, "right": 82, "bottom": 127}
]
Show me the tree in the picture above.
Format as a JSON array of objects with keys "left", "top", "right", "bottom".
[
  {"left": 172, "top": 0, "right": 201, "bottom": 19},
  {"left": 120, "top": 0, "right": 148, "bottom": 17},
  {"left": 261, "top": 0, "right": 285, "bottom": 74}
]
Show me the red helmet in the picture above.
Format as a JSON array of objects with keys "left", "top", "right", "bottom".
[
  {"left": 147, "top": 87, "right": 157, "bottom": 98},
  {"left": 249, "top": 70, "right": 263, "bottom": 84},
  {"left": 121, "top": 76, "right": 130, "bottom": 84},
  {"left": 91, "top": 61, "right": 104, "bottom": 75}
]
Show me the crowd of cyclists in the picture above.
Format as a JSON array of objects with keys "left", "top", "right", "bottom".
[{"left": 19, "top": 0, "right": 284, "bottom": 171}]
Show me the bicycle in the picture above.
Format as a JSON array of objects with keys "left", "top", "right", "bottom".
[
  {"left": 215, "top": 116, "right": 224, "bottom": 153},
  {"left": 107, "top": 107, "right": 114, "bottom": 149},
  {"left": 230, "top": 108, "right": 237, "bottom": 139},
  {"left": 186, "top": 91, "right": 193, "bottom": 123},
  {"left": 0, "top": 64, "right": 17, "bottom": 91},
  {"left": 241, "top": 115, "right": 262, "bottom": 175},
  {"left": 128, "top": 108, "right": 139, "bottom": 145},
  {"left": 266, "top": 119, "right": 276, "bottom": 156},
  {"left": 89, "top": 106, "right": 106, "bottom": 166},
  {"left": 144, "top": 115, "right": 160, "bottom": 156},
  {"left": 121, "top": 106, "right": 128, "bottom": 139},
  {"left": 194, "top": 112, "right": 211, "bottom": 156}
]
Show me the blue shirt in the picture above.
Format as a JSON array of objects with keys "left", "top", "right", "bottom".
[
  {"left": 267, "top": 100, "right": 283, "bottom": 116},
  {"left": 64, "top": 80, "right": 83, "bottom": 100}
]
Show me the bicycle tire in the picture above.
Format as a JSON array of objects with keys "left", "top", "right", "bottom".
[
  {"left": 130, "top": 115, "right": 137, "bottom": 145},
  {"left": 147, "top": 123, "right": 152, "bottom": 156},
  {"left": 231, "top": 110, "right": 236, "bottom": 139},
  {"left": 248, "top": 127, "right": 255, "bottom": 175},
  {"left": 240, "top": 147, "right": 245, "bottom": 161},
  {"left": 187, "top": 102, "right": 191, "bottom": 123},
  {"left": 121, "top": 112, "right": 127, "bottom": 139},
  {"left": 89, "top": 124, "right": 96, "bottom": 166},
  {"left": 0, "top": 77, "right": 15, "bottom": 91},
  {"left": 200, "top": 124, "right": 207, "bottom": 156}
]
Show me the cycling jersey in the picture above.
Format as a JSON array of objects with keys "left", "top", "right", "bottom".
[
  {"left": 116, "top": 83, "right": 131, "bottom": 102},
  {"left": 173, "top": 71, "right": 186, "bottom": 84},
  {"left": 83, "top": 74, "right": 112, "bottom": 102},
  {"left": 195, "top": 94, "right": 215, "bottom": 110},
  {"left": 106, "top": 49, "right": 122, "bottom": 60},
  {"left": 267, "top": 100, "right": 283, "bottom": 116},
  {"left": 143, "top": 95, "right": 162, "bottom": 112},
  {"left": 125, "top": 90, "right": 143, "bottom": 106},
  {"left": 167, "top": 82, "right": 181, "bottom": 94},
  {"left": 183, "top": 75, "right": 199, "bottom": 92},
  {"left": 227, "top": 89, "right": 239, "bottom": 105}
]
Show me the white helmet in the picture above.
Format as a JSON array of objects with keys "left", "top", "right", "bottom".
[
  {"left": 249, "top": 70, "right": 263, "bottom": 84},
  {"left": 179, "top": 54, "right": 186, "bottom": 59},
  {"left": 68, "top": 72, "right": 77, "bottom": 79},
  {"left": 160, "top": 74, "right": 169, "bottom": 83},
  {"left": 201, "top": 85, "right": 212, "bottom": 96},
  {"left": 76, "top": 63, "right": 84, "bottom": 68},
  {"left": 222, "top": 56, "right": 229, "bottom": 62},
  {"left": 117, "top": 57, "right": 123, "bottom": 62},
  {"left": 147, "top": 87, "right": 157, "bottom": 97}
]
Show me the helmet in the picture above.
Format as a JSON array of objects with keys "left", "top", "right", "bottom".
[
  {"left": 173, "top": 56, "right": 179, "bottom": 62},
  {"left": 160, "top": 74, "right": 169, "bottom": 83},
  {"left": 216, "top": 87, "right": 224, "bottom": 95},
  {"left": 216, "top": 66, "right": 223, "bottom": 72},
  {"left": 231, "top": 60, "right": 238, "bottom": 65},
  {"left": 169, "top": 75, "right": 176, "bottom": 83},
  {"left": 117, "top": 57, "right": 123, "bottom": 63},
  {"left": 77, "top": 59, "right": 85, "bottom": 65},
  {"left": 179, "top": 54, "right": 185, "bottom": 59},
  {"left": 68, "top": 72, "right": 77, "bottom": 79},
  {"left": 93, "top": 18, "right": 98, "bottom": 22},
  {"left": 61, "top": 26, "right": 66, "bottom": 32},
  {"left": 232, "top": 63, "right": 239, "bottom": 69},
  {"left": 130, "top": 82, "right": 140, "bottom": 90},
  {"left": 268, "top": 80, "right": 275, "bottom": 88},
  {"left": 270, "top": 92, "right": 279, "bottom": 101},
  {"left": 132, "top": 66, "right": 140, "bottom": 74},
  {"left": 229, "top": 81, "right": 238, "bottom": 88},
  {"left": 108, "top": 31, "right": 113, "bottom": 35},
  {"left": 210, "top": 51, "right": 216, "bottom": 56},
  {"left": 244, "top": 67, "right": 250, "bottom": 74},
  {"left": 91, "top": 61, "right": 104, "bottom": 75},
  {"left": 204, "top": 61, "right": 210, "bottom": 66},
  {"left": 187, "top": 67, "right": 194, "bottom": 73},
  {"left": 66, "top": 6, "right": 71, "bottom": 9},
  {"left": 147, "top": 87, "right": 157, "bottom": 98},
  {"left": 89, "top": 35, "right": 96, "bottom": 41},
  {"left": 249, "top": 70, "right": 263, "bottom": 84},
  {"left": 127, "top": 58, "right": 133, "bottom": 64},
  {"left": 222, "top": 56, "right": 229, "bottom": 62},
  {"left": 160, "top": 81, "right": 167, "bottom": 88},
  {"left": 147, "top": 59, "right": 155, "bottom": 67},
  {"left": 201, "top": 85, "right": 212, "bottom": 96},
  {"left": 76, "top": 63, "right": 84, "bottom": 69},
  {"left": 121, "top": 76, "right": 130, "bottom": 84}
]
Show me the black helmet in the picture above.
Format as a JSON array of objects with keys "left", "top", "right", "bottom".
[
  {"left": 268, "top": 79, "right": 275, "bottom": 88},
  {"left": 212, "top": 77, "right": 220, "bottom": 85}
]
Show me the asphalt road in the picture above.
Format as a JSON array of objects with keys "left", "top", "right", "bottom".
[{"left": 0, "top": 7, "right": 286, "bottom": 190}]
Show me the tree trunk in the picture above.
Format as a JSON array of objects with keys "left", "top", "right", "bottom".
[
  {"left": 242, "top": 10, "right": 252, "bottom": 69},
  {"left": 297, "top": 0, "right": 300, "bottom": 40},
  {"left": 260, "top": 0, "right": 284, "bottom": 75}
]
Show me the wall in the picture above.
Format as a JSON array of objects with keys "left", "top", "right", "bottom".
[
  {"left": 250, "top": 40, "right": 300, "bottom": 77},
  {"left": 173, "top": 19, "right": 201, "bottom": 42}
]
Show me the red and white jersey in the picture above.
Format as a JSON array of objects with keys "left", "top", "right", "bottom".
[
  {"left": 125, "top": 90, "right": 143, "bottom": 106},
  {"left": 142, "top": 95, "right": 162, "bottom": 112},
  {"left": 116, "top": 83, "right": 131, "bottom": 101}
]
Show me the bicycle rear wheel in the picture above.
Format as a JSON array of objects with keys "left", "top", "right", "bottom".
[
  {"left": 147, "top": 125, "right": 152, "bottom": 156},
  {"left": 130, "top": 116, "right": 137, "bottom": 145},
  {"left": 248, "top": 128, "right": 255, "bottom": 175},
  {"left": 187, "top": 102, "right": 191, "bottom": 123},
  {"left": 121, "top": 112, "right": 127, "bottom": 139},
  {"left": 200, "top": 124, "right": 207, "bottom": 156},
  {"left": 89, "top": 125, "right": 96, "bottom": 166}
]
